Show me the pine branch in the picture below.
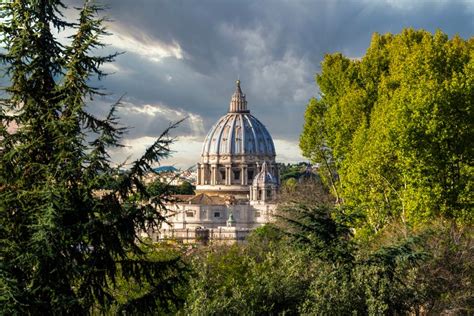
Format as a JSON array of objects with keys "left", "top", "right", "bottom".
[{"left": 0, "top": 1, "right": 188, "bottom": 313}]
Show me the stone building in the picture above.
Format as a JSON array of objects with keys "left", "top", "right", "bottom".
[{"left": 154, "top": 80, "right": 279, "bottom": 243}]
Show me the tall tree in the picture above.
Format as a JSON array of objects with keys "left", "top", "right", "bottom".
[
  {"left": 0, "top": 1, "right": 185, "bottom": 314},
  {"left": 300, "top": 29, "right": 473, "bottom": 231}
]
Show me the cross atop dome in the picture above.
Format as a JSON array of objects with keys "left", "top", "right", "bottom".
[{"left": 229, "top": 79, "right": 249, "bottom": 113}]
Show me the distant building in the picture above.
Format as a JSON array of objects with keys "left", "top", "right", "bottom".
[
  {"left": 147, "top": 80, "right": 279, "bottom": 243},
  {"left": 143, "top": 165, "right": 195, "bottom": 186}
]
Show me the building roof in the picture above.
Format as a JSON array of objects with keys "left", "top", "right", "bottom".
[{"left": 173, "top": 193, "right": 226, "bottom": 205}]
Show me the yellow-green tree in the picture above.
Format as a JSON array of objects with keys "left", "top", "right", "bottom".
[{"left": 300, "top": 29, "right": 473, "bottom": 231}]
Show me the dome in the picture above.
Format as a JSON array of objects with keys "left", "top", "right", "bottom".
[
  {"left": 201, "top": 80, "right": 276, "bottom": 157},
  {"left": 252, "top": 161, "right": 277, "bottom": 186},
  {"left": 201, "top": 113, "right": 276, "bottom": 156},
  {"left": 196, "top": 80, "right": 279, "bottom": 197}
]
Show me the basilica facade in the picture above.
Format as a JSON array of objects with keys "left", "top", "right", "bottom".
[{"left": 158, "top": 80, "right": 279, "bottom": 242}]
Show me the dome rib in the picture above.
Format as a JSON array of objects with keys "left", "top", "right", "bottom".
[
  {"left": 228, "top": 113, "right": 238, "bottom": 154},
  {"left": 239, "top": 115, "right": 245, "bottom": 154},
  {"left": 243, "top": 114, "right": 258, "bottom": 154},
  {"left": 213, "top": 114, "right": 232, "bottom": 154}
]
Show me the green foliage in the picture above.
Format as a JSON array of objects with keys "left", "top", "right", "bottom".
[
  {"left": 181, "top": 230, "right": 312, "bottom": 315},
  {"left": 300, "top": 29, "right": 474, "bottom": 230},
  {"left": 0, "top": 1, "right": 186, "bottom": 314},
  {"left": 105, "top": 242, "right": 189, "bottom": 315},
  {"left": 147, "top": 180, "right": 195, "bottom": 197},
  {"left": 177, "top": 181, "right": 194, "bottom": 195},
  {"left": 277, "top": 203, "right": 355, "bottom": 264},
  {"left": 278, "top": 174, "right": 334, "bottom": 206},
  {"left": 410, "top": 222, "right": 474, "bottom": 314},
  {"left": 180, "top": 206, "right": 471, "bottom": 315},
  {"left": 300, "top": 238, "right": 427, "bottom": 316},
  {"left": 278, "top": 162, "right": 313, "bottom": 182},
  {"left": 279, "top": 189, "right": 473, "bottom": 314},
  {"left": 179, "top": 184, "right": 473, "bottom": 315},
  {"left": 283, "top": 177, "right": 298, "bottom": 190},
  {"left": 275, "top": 189, "right": 430, "bottom": 315}
]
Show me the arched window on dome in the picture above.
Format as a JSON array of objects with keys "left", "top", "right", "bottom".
[
  {"left": 220, "top": 125, "right": 230, "bottom": 153},
  {"left": 210, "top": 138, "right": 218, "bottom": 153},
  {"left": 234, "top": 126, "right": 241, "bottom": 153},
  {"left": 220, "top": 137, "right": 227, "bottom": 153}
]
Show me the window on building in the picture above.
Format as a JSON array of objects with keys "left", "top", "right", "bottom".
[
  {"left": 220, "top": 170, "right": 226, "bottom": 180},
  {"left": 214, "top": 211, "right": 221, "bottom": 218},
  {"left": 186, "top": 211, "right": 194, "bottom": 218},
  {"left": 248, "top": 170, "right": 254, "bottom": 181},
  {"left": 234, "top": 170, "right": 240, "bottom": 181},
  {"left": 255, "top": 211, "right": 261, "bottom": 218}
]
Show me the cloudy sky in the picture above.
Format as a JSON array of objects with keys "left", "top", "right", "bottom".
[{"left": 67, "top": 0, "right": 473, "bottom": 169}]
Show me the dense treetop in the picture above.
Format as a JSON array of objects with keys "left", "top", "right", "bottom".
[{"left": 300, "top": 29, "right": 473, "bottom": 231}]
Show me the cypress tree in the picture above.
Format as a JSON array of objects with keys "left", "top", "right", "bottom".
[{"left": 0, "top": 1, "right": 185, "bottom": 314}]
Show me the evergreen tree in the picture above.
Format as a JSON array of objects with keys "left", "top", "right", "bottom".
[{"left": 0, "top": 1, "right": 185, "bottom": 314}]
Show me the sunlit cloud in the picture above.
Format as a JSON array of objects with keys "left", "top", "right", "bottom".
[
  {"left": 120, "top": 101, "right": 205, "bottom": 137},
  {"left": 105, "top": 27, "right": 184, "bottom": 62},
  {"left": 273, "top": 139, "right": 304, "bottom": 164}
]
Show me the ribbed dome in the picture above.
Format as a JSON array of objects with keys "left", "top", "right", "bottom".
[
  {"left": 201, "top": 113, "right": 275, "bottom": 156},
  {"left": 201, "top": 81, "right": 275, "bottom": 157}
]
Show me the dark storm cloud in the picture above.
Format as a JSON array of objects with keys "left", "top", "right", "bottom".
[{"left": 67, "top": 0, "right": 473, "bottom": 145}]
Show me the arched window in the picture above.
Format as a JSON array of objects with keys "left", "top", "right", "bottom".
[
  {"left": 220, "top": 125, "right": 230, "bottom": 153},
  {"left": 235, "top": 126, "right": 241, "bottom": 153},
  {"left": 211, "top": 138, "right": 217, "bottom": 152}
]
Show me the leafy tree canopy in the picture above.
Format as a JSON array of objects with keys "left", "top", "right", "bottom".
[{"left": 300, "top": 29, "right": 474, "bottom": 230}]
